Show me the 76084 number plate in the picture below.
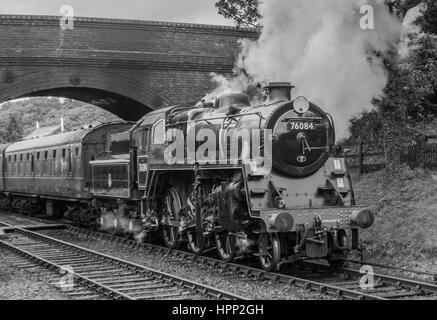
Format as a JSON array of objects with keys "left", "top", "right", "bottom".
[{"left": 287, "top": 122, "right": 315, "bottom": 130}]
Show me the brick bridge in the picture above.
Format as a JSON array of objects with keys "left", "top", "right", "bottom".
[{"left": 0, "top": 15, "right": 257, "bottom": 121}]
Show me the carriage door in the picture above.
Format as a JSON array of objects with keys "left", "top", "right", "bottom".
[
  {"left": 137, "top": 127, "right": 150, "bottom": 189},
  {"left": 68, "top": 146, "right": 73, "bottom": 179},
  {"left": 31, "top": 153, "right": 35, "bottom": 180}
]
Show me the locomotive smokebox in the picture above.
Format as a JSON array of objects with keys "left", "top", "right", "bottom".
[{"left": 266, "top": 82, "right": 295, "bottom": 103}]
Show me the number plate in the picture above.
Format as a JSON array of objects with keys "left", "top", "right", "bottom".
[{"left": 287, "top": 122, "right": 316, "bottom": 131}]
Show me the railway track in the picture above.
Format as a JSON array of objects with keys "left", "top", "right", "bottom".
[
  {"left": 0, "top": 222, "right": 246, "bottom": 300},
  {"left": 346, "top": 259, "right": 437, "bottom": 282},
  {"left": 1, "top": 251, "right": 110, "bottom": 300},
  {"left": 2, "top": 212, "right": 437, "bottom": 300},
  {"left": 63, "top": 226, "right": 437, "bottom": 300},
  {"left": 291, "top": 261, "right": 437, "bottom": 299}
]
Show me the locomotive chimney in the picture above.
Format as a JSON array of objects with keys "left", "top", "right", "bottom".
[{"left": 265, "top": 82, "right": 294, "bottom": 103}]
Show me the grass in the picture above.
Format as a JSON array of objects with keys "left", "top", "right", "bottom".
[{"left": 351, "top": 165, "right": 437, "bottom": 270}]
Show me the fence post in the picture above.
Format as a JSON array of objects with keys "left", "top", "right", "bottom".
[
  {"left": 415, "top": 133, "right": 427, "bottom": 169},
  {"left": 359, "top": 138, "right": 364, "bottom": 174}
]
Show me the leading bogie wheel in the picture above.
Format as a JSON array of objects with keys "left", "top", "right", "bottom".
[
  {"left": 187, "top": 228, "right": 204, "bottom": 254},
  {"left": 258, "top": 233, "right": 281, "bottom": 272},
  {"left": 185, "top": 205, "right": 205, "bottom": 254},
  {"left": 163, "top": 225, "right": 179, "bottom": 249},
  {"left": 162, "top": 187, "right": 182, "bottom": 249},
  {"left": 215, "top": 230, "right": 237, "bottom": 262}
]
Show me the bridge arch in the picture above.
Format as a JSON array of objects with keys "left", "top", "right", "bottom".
[{"left": 0, "top": 68, "right": 173, "bottom": 121}]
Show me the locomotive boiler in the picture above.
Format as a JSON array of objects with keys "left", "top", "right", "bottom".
[
  {"left": 0, "top": 82, "right": 374, "bottom": 271},
  {"left": 90, "top": 81, "right": 374, "bottom": 270}
]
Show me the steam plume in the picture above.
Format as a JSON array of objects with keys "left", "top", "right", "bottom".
[{"left": 211, "top": 0, "right": 402, "bottom": 138}]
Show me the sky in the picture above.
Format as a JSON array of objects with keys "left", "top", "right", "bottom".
[{"left": 0, "top": 0, "right": 233, "bottom": 26}]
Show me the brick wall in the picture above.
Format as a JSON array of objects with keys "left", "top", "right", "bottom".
[{"left": 0, "top": 15, "right": 258, "bottom": 120}]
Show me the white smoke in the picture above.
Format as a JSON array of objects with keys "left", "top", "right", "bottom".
[{"left": 210, "top": 0, "right": 402, "bottom": 138}]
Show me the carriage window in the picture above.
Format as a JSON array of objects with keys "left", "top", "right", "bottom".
[
  {"left": 152, "top": 120, "right": 165, "bottom": 144},
  {"left": 26, "top": 153, "right": 30, "bottom": 161},
  {"left": 53, "top": 150, "right": 57, "bottom": 158},
  {"left": 75, "top": 147, "right": 79, "bottom": 156},
  {"left": 37, "top": 152, "right": 40, "bottom": 160},
  {"left": 20, "top": 154, "right": 23, "bottom": 161},
  {"left": 141, "top": 129, "right": 150, "bottom": 151},
  {"left": 8, "top": 156, "right": 11, "bottom": 162},
  {"left": 14, "top": 155, "right": 17, "bottom": 162},
  {"left": 62, "top": 149, "right": 66, "bottom": 158},
  {"left": 44, "top": 151, "right": 48, "bottom": 159}
]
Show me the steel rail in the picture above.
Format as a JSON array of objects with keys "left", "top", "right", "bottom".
[
  {"left": 65, "top": 226, "right": 386, "bottom": 300},
  {"left": 0, "top": 238, "right": 133, "bottom": 300},
  {"left": 347, "top": 259, "right": 437, "bottom": 279},
  {"left": 0, "top": 222, "right": 246, "bottom": 300},
  {"left": 299, "top": 261, "right": 437, "bottom": 297},
  {"left": 3, "top": 213, "right": 436, "bottom": 300}
]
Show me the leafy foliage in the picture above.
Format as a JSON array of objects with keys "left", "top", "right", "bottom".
[
  {"left": 215, "top": 0, "right": 261, "bottom": 28},
  {"left": 0, "top": 97, "right": 121, "bottom": 144},
  {"left": 0, "top": 115, "right": 23, "bottom": 143},
  {"left": 418, "top": 0, "right": 437, "bottom": 34},
  {"left": 350, "top": 1, "right": 437, "bottom": 169},
  {"left": 385, "top": 0, "right": 423, "bottom": 16},
  {"left": 349, "top": 110, "right": 383, "bottom": 141}
]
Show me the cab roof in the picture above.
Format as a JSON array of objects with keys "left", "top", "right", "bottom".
[{"left": 137, "top": 105, "right": 191, "bottom": 126}]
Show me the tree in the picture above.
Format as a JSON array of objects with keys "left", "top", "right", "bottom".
[
  {"left": 385, "top": 0, "right": 423, "bottom": 16},
  {"left": 215, "top": 0, "right": 260, "bottom": 28},
  {"left": 417, "top": 0, "right": 437, "bottom": 34},
  {"left": 349, "top": 110, "right": 383, "bottom": 141},
  {"left": 215, "top": 0, "right": 437, "bottom": 170},
  {"left": 0, "top": 115, "right": 23, "bottom": 143},
  {"left": 376, "top": 31, "right": 437, "bottom": 169},
  {"left": 348, "top": 1, "right": 436, "bottom": 170},
  {"left": 215, "top": 0, "right": 424, "bottom": 28}
]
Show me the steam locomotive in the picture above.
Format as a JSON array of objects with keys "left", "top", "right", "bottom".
[{"left": 0, "top": 82, "right": 374, "bottom": 271}]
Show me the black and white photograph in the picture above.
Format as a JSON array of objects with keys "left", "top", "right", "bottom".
[{"left": 0, "top": 0, "right": 436, "bottom": 313}]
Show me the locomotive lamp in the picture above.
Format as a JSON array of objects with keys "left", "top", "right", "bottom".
[
  {"left": 350, "top": 208, "right": 375, "bottom": 229},
  {"left": 268, "top": 212, "right": 294, "bottom": 232},
  {"left": 293, "top": 96, "right": 310, "bottom": 114}
]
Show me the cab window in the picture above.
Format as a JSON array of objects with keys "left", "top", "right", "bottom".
[
  {"left": 152, "top": 120, "right": 165, "bottom": 144},
  {"left": 139, "top": 128, "right": 149, "bottom": 152}
]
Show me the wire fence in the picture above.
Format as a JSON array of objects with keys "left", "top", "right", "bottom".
[{"left": 341, "top": 135, "right": 437, "bottom": 173}]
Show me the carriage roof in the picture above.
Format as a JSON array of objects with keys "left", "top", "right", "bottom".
[{"left": 5, "top": 122, "right": 126, "bottom": 153}]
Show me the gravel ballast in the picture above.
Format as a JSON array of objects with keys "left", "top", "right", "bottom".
[
  {"left": 0, "top": 248, "right": 71, "bottom": 300},
  {"left": 40, "top": 229, "right": 330, "bottom": 300}
]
